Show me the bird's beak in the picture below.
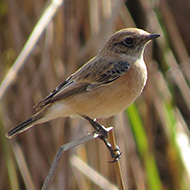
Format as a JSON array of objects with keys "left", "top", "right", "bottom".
[
  {"left": 143, "top": 33, "right": 160, "bottom": 43},
  {"left": 148, "top": 34, "right": 161, "bottom": 40}
]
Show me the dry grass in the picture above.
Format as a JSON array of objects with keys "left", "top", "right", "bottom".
[{"left": 0, "top": 0, "right": 190, "bottom": 189}]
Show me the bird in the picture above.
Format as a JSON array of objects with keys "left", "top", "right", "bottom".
[{"left": 6, "top": 28, "right": 160, "bottom": 145}]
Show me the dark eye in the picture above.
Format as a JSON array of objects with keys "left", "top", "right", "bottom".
[{"left": 123, "top": 37, "right": 134, "bottom": 47}]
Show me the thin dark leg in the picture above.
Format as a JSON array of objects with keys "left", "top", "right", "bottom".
[{"left": 81, "top": 115, "right": 122, "bottom": 162}]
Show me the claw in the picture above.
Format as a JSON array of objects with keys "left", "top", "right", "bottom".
[
  {"left": 99, "top": 136, "right": 122, "bottom": 162},
  {"left": 108, "top": 152, "right": 122, "bottom": 163},
  {"left": 81, "top": 115, "right": 122, "bottom": 162}
]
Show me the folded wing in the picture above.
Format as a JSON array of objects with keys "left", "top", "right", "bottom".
[{"left": 34, "top": 58, "right": 130, "bottom": 110}]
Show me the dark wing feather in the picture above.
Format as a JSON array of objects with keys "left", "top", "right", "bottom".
[
  {"left": 34, "top": 59, "right": 130, "bottom": 109},
  {"left": 87, "top": 60, "right": 130, "bottom": 90},
  {"left": 38, "top": 83, "right": 89, "bottom": 108},
  {"left": 34, "top": 76, "right": 73, "bottom": 110}
]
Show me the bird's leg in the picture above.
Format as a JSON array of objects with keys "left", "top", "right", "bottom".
[{"left": 81, "top": 115, "right": 122, "bottom": 162}]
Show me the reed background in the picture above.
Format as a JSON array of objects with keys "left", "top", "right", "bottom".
[{"left": 0, "top": 0, "right": 190, "bottom": 189}]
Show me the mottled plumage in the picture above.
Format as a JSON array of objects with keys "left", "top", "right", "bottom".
[{"left": 6, "top": 28, "right": 160, "bottom": 138}]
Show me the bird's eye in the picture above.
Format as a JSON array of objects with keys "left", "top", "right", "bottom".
[{"left": 123, "top": 37, "right": 134, "bottom": 47}]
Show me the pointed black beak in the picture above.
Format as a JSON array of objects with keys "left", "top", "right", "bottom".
[{"left": 149, "top": 34, "right": 161, "bottom": 40}]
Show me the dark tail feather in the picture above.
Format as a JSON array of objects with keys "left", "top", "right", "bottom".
[{"left": 6, "top": 117, "right": 36, "bottom": 139}]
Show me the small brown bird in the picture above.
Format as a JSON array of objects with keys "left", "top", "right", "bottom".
[{"left": 6, "top": 28, "right": 160, "bottom": 141}]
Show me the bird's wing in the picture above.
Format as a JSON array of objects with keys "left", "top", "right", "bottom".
[
  {"left": 86, "top": 59, "right": 130, "bottom": 91},
  {"left": 34, "top": 58, "right": 130, "bottom": 110},
  {"left": 33, "top": 76, "right": 85, "bottom": 110}
]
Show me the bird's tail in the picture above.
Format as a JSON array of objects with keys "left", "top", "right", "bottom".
[{"left": 6, "top": 112, "right": 44, "bottom": 139}]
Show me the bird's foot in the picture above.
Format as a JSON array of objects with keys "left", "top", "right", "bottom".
[
  {"left": 100, "top": 137, "right": 122, "bottom": 163},
  {"left": 82, "top": 115, "right": 122, "bottom": 162}
]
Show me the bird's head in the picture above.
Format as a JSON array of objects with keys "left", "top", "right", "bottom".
[{"left": 101, "top": 28, "right": 160, "bottom": 59}]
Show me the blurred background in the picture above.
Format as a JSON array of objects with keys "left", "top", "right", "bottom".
[{"left": 0, "top": 0, "right": 190, "bottom": 189}]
